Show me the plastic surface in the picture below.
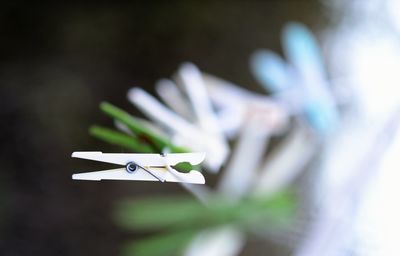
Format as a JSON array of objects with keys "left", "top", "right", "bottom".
[
  {"left": 71, "top": 152, "right": 206, "bottom": 184},
  {"left": 72, "top": 167, "right": 205, "bottom": 184}
]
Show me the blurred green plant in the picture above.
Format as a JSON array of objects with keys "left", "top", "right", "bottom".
[{"left": 115, "top": 191, "right": 295, "bottom": 256}]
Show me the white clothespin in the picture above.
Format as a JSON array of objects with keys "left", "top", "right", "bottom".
[{"left": 71, "top": 151, "right": 206, "bottom": 184}]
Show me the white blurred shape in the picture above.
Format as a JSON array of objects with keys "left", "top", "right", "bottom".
[
  {"left": 177, "top": 63, "right": 222, "bottom": 136},
  {"left": 155, "top": 78, "right": 193, "bottom": 120},
  {"left": 218, "top": 105, "right": 272, "bottom": 199},
  {"left": 353, "top": 110, "right": 400, "bottom": 256},
  {"left": 253, "top": 123, "right": 315, "bottom": 196},
  {"left": 184, "top": 227, "right": 245, "bottom": 256},
  {"left": 386, "top": 0, "right": 400, "bottom": 33},
  {"left": 349, "top": 37, "right": 400, "bottom": 118}
]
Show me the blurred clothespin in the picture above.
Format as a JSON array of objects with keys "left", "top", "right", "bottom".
[
  {"left": 252, "top": 123, "right": 316, "bottom": 196},
  {"left": 251, "top": 22, "right": 339, "bottom": 136},
  {"left": 155, "top": 78, "right": 193, "bottom": 121},
  {"left": 128, "top": 63, "right": 230, "bottom": 173},
  {"left": 218, "top": 102, "right": 288, "bottom": 199},
  {"left": 201, "top": 72, "right": 289, "bottom": 138}
]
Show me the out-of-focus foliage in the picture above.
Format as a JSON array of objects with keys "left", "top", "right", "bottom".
[{"left": 115, "top": 191, "right": 295, "bottom": 256}]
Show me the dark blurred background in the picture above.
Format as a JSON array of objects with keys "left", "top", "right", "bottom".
[{"left": 0, "top": 2, "right": 324, "bottom": 255}]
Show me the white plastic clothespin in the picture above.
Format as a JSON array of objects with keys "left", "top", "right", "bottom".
[{"left": 71, "top": 151, "right": 206, "bottom": 184}]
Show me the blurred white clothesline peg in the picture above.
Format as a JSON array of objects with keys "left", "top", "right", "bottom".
[{"left": 251, "top": 22, "right": 339, "bottom": 136}]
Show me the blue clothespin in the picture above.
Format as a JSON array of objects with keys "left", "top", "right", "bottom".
[{"left": 250, "top": 22, "right": 338, "bottom": 136}]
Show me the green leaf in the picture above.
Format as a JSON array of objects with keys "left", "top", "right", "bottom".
[
  {"left": 100, "top": 102, "right": 188, "bottom": 153},
  {"left": 89, "top": 125, "right": 155, "bottom": 153}
]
